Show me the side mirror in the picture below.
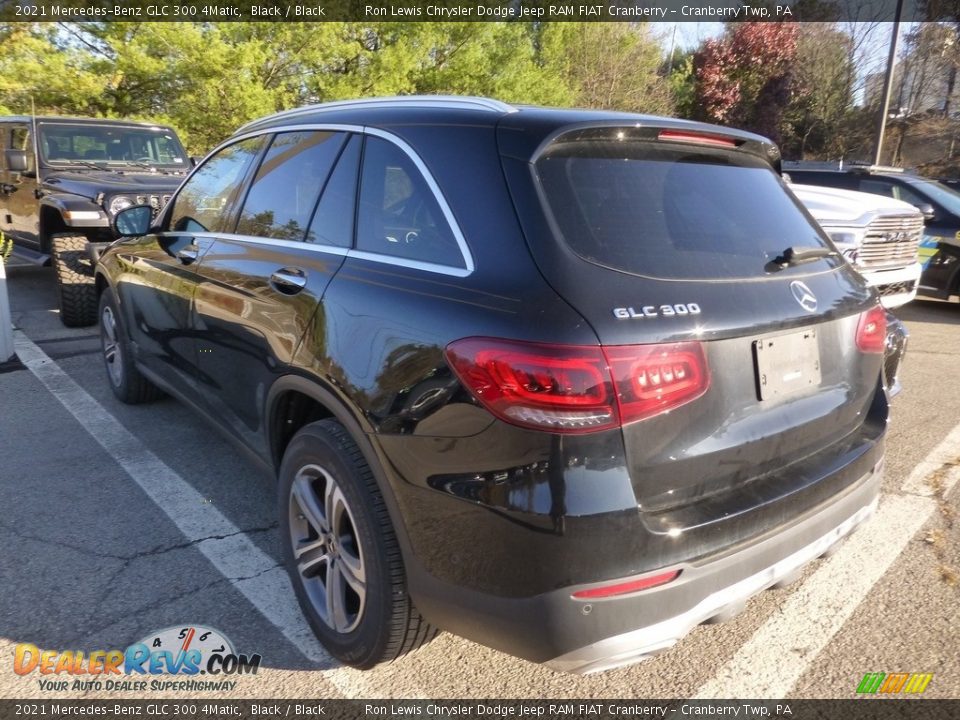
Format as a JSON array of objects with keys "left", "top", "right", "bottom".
[
  {"left": 915, "top": 203, "right": 936, "bottom": 221},
  {"left": 189, "top": 156, "right": 201, "bottom": 168},
  {"left": 4, "top": 149, "right": 28, "bottom": 173},
  {"left": 113, "top": 205, "right": 153, "bottom": 237}
]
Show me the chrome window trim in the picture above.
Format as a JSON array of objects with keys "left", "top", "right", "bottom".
[
  {"left": 237, "top": 96, "right": 516, "bottom": 133},
  {"left": 173, "top": 123, "right": 474, "bottom": 277},
  {"left": 167, "top": 231, "right": 349, "bottom": 257}
]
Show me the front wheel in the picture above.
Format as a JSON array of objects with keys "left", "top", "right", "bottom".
[
  {"left": 99, "top": 289, "right": 162, "bottom": 404},
  {"left": 278, "top": 420, "right": 437, "bottom": 668}
]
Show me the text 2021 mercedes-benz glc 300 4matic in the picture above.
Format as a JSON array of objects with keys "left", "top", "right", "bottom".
[{"left": 96, "top": 97, "right": 889, "bottom": 674}]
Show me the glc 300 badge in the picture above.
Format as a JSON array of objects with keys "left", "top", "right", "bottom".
[{"left": 613, "top": 303, "right": 701, "bottom": 319}]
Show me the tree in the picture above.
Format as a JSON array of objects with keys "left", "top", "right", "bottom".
[
  {"left": 693, "top": 22, "right": 799, "bottom": 144},
  {"left": 0, "top": 22, "right": 575, "bottom": 154},
  {"left": 536, "top": 23, "right": 673, "bottom": 115},
  {"left": 783, "top": 23, "right": 856, "bottom": 158}
]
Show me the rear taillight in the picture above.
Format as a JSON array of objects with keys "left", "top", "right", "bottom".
[
  {"left": 605, "top": 342, "right": 710, "bottom": 424},
  {"left": 445, "top": 338, "right": 710, "bottom": 434},
  {"left": 856, "top": 306, "right": 887, "bottom": 354}
]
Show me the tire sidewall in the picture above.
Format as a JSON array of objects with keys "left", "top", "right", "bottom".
[{"left": 278, "top": 422, "right": 394, "bottom": 667}]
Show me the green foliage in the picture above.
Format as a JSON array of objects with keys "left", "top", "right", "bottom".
[
  {"left": 537, "top": 23, "right": 672, "bottom": 114},
  {"left": 0, "top": 21, "right": 585, "bottom": 154}
]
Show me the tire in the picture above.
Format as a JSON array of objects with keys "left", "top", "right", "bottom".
[
  {"left": 51, "top": 234, "right": 97, "bottom": 327},
  {"left": 99, "top": 288, "right": 162, "bottom": 404},
  {"left": 279, "top": 419, "right": 437, "bottom": 668}
]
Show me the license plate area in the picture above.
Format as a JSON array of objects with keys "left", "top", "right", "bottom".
[{"left": 753, "top": 328, "right": 821, "bottom": 401}]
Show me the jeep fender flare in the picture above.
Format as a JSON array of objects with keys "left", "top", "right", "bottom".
[{"left": 39, "top": 194, "right": 109, "bottom": 234}]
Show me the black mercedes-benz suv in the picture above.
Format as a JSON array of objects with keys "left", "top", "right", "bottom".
[{"left": 95, "top": 97, "right": 888, "bottom": 674}]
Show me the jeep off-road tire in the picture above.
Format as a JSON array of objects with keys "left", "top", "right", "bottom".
[
  {"left": 279, "top": 419, "right": 438, "bottom": 668},
  {"left": 51, "top": 234, "right": 98, "bottom": 327}
]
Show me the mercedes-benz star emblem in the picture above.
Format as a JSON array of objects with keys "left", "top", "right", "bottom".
[{"left": 790, "top": 281, "right": 818, "bottom": 312}]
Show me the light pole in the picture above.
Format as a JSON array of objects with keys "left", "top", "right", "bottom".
[{"left": 873, "top": 0, "right": 906, "bottom": 166}]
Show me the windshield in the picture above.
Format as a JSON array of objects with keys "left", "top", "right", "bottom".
[
  {"left": 38, "top": 122, "right": 186, "bottom": 169},
  {"left": 536, "top": 137, "right": 839, "bottom": 281},
  {"left": 908, "top": 178, "right": 960, "bottom": 215}
]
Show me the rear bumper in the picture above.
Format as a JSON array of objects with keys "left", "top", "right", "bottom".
[
  {"left": 546, "top": 462, "right": 880, "bottom": 673},
  {"left": 408, "top": 453, "right": 882, "bottom": 673}
]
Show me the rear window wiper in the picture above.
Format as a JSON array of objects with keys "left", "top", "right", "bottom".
[{"left": 768, "top": 245, "right": 838, "bottom": 270}]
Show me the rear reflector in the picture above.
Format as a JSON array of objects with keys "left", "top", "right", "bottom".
[
  {"left": 572, "top": 569, "right": 681, "bottom": 600},
  {"left": 657, "top": 130, "right": 737, "bottom": 148},
  {"left": 856, "top": 306, "right": 887, "bottom": 354},
  {"left": 445, "top": 338, "right": 709, "bottom": 433}
]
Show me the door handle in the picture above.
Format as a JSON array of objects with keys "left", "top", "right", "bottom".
[
  {"left": 177, "top": 245, "right": 199, "bottom": 265},
  {"left": 270, "top": 267, "right": 307, "bottom": 294}
]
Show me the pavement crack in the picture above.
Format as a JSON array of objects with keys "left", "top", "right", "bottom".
[
  {"left": 64, "top": 563, "right": 284, "bottom": 647},
  {"left": 0, "top": 519, "right": 129, "bottom": 562},
  {"left": 120, "top": 522, "right": 279, "bottom": 561}
]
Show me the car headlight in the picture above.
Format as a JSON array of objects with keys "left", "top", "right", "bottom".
[{"left": 108, "top": 195, "right": 135, "bottom": 215}]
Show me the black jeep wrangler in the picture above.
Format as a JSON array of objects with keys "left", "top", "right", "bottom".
[{"left": 0, "top": 116, "right": 189, "bottom": 326}]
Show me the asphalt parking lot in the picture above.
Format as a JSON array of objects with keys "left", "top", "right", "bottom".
[{"left": 0, "top": 261, "right": 957, "bottom": 700}]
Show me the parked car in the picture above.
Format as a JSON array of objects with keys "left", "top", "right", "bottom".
[
  {"left": 784, "top": 162, "right": 960, "bottom": 303},
  {"left": 789, "top": 184, "right": 923, "bottom": 309},
  {"left": 97, "top": 97, "right": 889, "bottom": 674},
  {"left": 0, "top": 116, "right": 188, "bottom": 325}
]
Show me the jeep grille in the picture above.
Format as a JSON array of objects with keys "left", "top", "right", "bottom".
[
  {"left": 858, "top": 214, "right": 923, "bottom": 269},
  {"left": 134, "top": 194, "right": 173, "bottom": 218}
]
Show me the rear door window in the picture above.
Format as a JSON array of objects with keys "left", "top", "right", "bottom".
[
  {"left": 536, "top": 137, "right": 837, "bottom": 280},
  {"left": 235, "top": 130, "right": 347, "bottom": 241},
  {"left": 308, "top": 135, "right": 361, "bottom": 248}
]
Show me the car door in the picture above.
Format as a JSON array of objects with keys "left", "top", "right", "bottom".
[
  {"left": 3, "top": 122, "right": 40, "bottom": 248},
  {"left": 114, "top": 135, "right": 267, "bottom": 393},
  {"left": 190, "top": 130, "right": 357, "bottom": 458}
]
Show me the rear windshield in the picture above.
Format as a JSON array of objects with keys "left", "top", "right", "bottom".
[{"left": 536, "top": 138, "right": 838, "bottom": 280}]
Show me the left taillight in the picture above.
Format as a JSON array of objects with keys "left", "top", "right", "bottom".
[
  {"left": 856, "top": 306, "right": 887, "bottom": 354},
  {"left": 445, "top": 338, "right": 710, "bottom": 434}
]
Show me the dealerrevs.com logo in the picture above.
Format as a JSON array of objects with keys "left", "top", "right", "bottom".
[{"left": 14, "top": 625, "right": 262, "bottom": 692}]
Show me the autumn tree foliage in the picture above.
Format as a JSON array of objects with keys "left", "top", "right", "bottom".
[{"left": 693, "top": 23, "right": 799, "bottom": 144}]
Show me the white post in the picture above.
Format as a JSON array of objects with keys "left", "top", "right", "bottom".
[{"left": 0, "top": 259, "right": 15, "bottom": 365}]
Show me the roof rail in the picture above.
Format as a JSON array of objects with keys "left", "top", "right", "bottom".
[{"left": 238, "top": 96, "right": 517, "bottom": 132}]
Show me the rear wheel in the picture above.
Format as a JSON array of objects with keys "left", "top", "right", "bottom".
[
  {"left": 99, "top": 289, "right": 162, "bottom": 404},
  {"left": 279, "top": 419, "right": 437, "bottom": 668},
  {"left": 51, "top": 234, "right": 97, "bottom": 327}
]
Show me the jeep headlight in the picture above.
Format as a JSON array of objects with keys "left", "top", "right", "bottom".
[{"left": 107, "top": 195, "right": 135, "bottom": 215}]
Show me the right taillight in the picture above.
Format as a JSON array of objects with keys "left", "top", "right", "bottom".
[
  {"left": 856, "top": 306, "right": 887, "bottom": 354},
  {"left": 445, "top": 338, "right": 709, "bottom": 433}
]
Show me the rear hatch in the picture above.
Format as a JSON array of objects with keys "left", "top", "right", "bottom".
[{"left": 498, "top": 121, "right": 886, "bottom": 537}]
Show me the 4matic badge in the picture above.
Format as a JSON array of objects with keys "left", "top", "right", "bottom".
[{"left": 613, "top": 303, "right": 702, "bottom": 319}]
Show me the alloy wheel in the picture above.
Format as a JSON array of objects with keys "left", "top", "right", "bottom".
[
  {"left": 101, "top": 305, "right": 124, "bottom": 388},
  {"left": 288, "top": 463, "right": 367, "bottom": 634}
]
